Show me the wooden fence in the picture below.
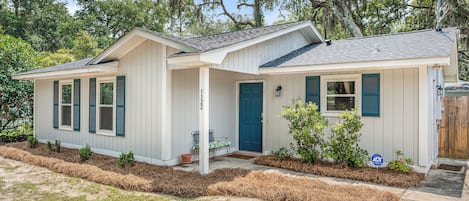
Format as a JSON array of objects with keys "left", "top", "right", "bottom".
[{"left": 438, "top": 96, "right": 469, "bottom": 159}]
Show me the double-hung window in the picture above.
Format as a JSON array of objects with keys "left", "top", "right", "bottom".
[
  {"left": 321, "top": 75, "right": 360, "bottom": 115},
  {"left": 59, "top": 80, "right": 73, "bottom": 129},
  {"left": 96, "top": 77, "right": 115, "bottom": 135}
]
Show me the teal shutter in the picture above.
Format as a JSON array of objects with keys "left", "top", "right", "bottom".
[
  {"left": 306, "top": 76, "right": 320, "bottom": 111},
  {"left": 116, "top": 76, "right": 125, "bottom": 136},
  {"left": 73, "top": 79, "right": 81, "bottom": 131},
  {"left": 362, "top": 74, "right": 380, "bottom": 117},
  {"left": 89, "top": 78, "right": 96, "bottom": 133},
  {"left": 53, "top": 80, "right": 59, "bottom": 128}
]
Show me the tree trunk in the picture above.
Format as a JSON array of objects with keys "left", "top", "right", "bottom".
[
  {"left": 327, "top": 0, "right": 363, "bottom": 37},
  {"left": 253, "top": 0, "right": 263, "bottom": 27}
]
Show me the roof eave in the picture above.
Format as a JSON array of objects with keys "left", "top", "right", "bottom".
[
  {"left": 88, "top": 29, "right": 199, "bottom": 65},
  {"left": 196, "top": 21, "right": 324, "bottom": 65},
  {"left": 259, "top": 56, "right": 451, "bottom": 74},
  {"left": 13, "top": 61, "right": 119, "bottom": 80}
]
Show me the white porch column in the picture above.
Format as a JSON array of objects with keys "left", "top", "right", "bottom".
[
  {"left": 199, "top": 67, "right": 210, "bottom": 174},
  {"left": 418, "top": 65, "right": 430, "bottom": 166},
  {"left": 160, "top": 45, "right": 172, "bottom": 161}
]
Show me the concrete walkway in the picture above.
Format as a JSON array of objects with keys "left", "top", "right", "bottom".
[{"left": 176, "top": 157, "right": 469, "bottom": 201}]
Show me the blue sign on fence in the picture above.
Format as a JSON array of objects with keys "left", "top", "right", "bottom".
[{"left": 371, "top": 153, "right": 384, "bottom": 167}]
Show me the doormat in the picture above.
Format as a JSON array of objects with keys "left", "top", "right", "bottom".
[
  {"left": 437, "top": 164, "right": 463, "bottom": 172},
  {"left": 227, "top": 154, "right": 256, "bottom": 160},
  {"left": 410, "top": 166, "right": 466, "bottom": 198}
]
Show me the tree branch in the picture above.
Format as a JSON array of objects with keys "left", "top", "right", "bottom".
[
  {"left": 219, "top": 0, "right": 254, "bottom": 27},
  {"left": 198, "top": 0, "right": 255, "bottom": 28},
  {"left": 237, "top": 3, "right": 254, "bottom": 9},
  {"left": 310, "top": 0, "right": 328, "bottom": 8},
  {"left": 407, "top": 4, "right": 433, "bottom": 10}
]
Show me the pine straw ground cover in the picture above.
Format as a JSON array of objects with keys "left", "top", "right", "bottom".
[
  {"left": 255, "top": 155, "right": 425, "bottom": 187},
  {"left": 0, "top": 142, "right": 399, "bottom": 200},
  {"left": 208, "top": 171, "right": 399, "bottom": 201}
]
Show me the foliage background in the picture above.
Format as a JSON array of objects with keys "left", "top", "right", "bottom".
[{"left": 0, "top": 0, "right": 467, "bottom": 130}]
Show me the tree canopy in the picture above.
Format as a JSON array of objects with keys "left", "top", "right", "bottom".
[
  {"left": 0, "top": 34, "right": 38, "bottom": 131},
  {"left": 0, "top": 0, "right": 467, "bottom": 130}
]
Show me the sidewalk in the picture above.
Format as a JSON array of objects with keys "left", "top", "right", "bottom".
[{"left": 177, "top": 156, "right": 469, "bottom": 201}]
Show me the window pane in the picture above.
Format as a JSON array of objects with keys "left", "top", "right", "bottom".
[
  {"left": 327, "top": 81, "right": 355, "bottom": 95},
  {"left": 100, "top": 82, "right": 114, "bottom": 105},
  {"left": 327, "top": 97, "right": 355, "bottom": 111},
  {"left": 99, "top": 107, "right": 113, "bottom": 131},
  {"left": 61, "top": 84, "right": 72, "bottom": 104},
  {"left": 61, "top": 106, "right": 71, "bottom": 126}
]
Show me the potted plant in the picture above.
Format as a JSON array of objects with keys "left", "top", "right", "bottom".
[{"left": 181, "top": 154, "right": 192, "bottom": 166}]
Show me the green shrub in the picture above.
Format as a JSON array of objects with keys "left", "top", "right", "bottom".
[
  {"left": 388, "top": 150, "right": 413, "bottom": 173},
  {"left": 271, "top": 147, "right": 291, "bottom": 159},
  {"left": 0, "top": 124, "right": 33, "bottom": 142},
  {"left": 281, "top": 99, "right": 328, "bottom": 163},
  {"left": 119, "top": 151, "right": 135, "bottom": 167},
  {"left": 325, "top": 110, "right": 368, "bottom": 167},
  {"left": 27, "top": 136, "right": 38, "bottom": 148},
  {"left": 55, "top": 140, "right": 61, "bottom": 153},
  {"left": 79, "top": 145, "right": 92, "bottom": 161},
  {"left": 47, "top": 141, "right": 53, "bottom": 151}
]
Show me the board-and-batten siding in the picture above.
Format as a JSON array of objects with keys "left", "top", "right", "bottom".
[
  {"left": 208, "top": 30, "right": 310, "bottom": 74},
  {"left": 34, "top": 40, "right": 168, "bottom": 164},
  {"left": 170, "top": 68, "right": 419, "bottom": 164},
  {"left": 171, "top": 69, "right": 236, "bottom": 158},
  {"left": 257, "top": 69, "right": 419, "bottom": 163}
]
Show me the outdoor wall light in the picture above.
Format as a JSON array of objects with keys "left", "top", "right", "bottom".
[
  {"left": 275, "top": 85, "right": 282, "bottom": 97},
  {"left": 437, "top": 84, "right": 444, "bottom": 96}
]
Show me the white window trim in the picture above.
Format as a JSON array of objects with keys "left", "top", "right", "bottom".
[
  {"left": 96, "top": 77, "right": 116, "bottom": 136},
  {"left": 320, "top": 74, "right": 361, "bottom": 117},
  {"left": 58, "top": 80, "right": 73, "bottom": 131}
]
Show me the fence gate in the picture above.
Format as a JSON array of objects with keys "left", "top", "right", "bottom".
[{"left": 438, "top": 96, "right": 469, "bottom": 159}]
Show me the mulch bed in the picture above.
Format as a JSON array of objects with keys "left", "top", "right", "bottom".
[
  {"left": 0, "top": 142, "right": 401, "bottom": 200},
  {"left": 255, "top": 155, "right": 425, "bottom": 187},
  {"left": 1, "top": 142, "right": 250, "bottom": 198}
]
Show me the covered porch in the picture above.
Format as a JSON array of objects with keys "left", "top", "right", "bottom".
[{"left": 170, "top": 66, "right": 264, "bottom": 174}]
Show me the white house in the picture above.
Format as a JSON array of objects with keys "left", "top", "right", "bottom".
[{"left": 14, "top": 21, "right": 459, "bottom": 174}]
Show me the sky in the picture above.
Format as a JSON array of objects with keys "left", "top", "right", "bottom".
[{"left": 65, "top": 0, "right": 282, "bottom": 25}]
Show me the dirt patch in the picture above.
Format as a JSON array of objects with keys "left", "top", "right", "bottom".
[
  {"left": 208, "top": 171, "right": 399, "bottom": 201},
  {"left": 0, "top": 156, "right": 174, "bottom": 201},
  {"left": 0, "top": 146, "right": 152, "bottom": 192},
  {"left": 255, "top": 156, "right": 424, "bottom": 187}
]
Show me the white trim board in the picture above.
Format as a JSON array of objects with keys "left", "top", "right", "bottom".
[
  {"left": 89, "top": 29, "right": 198, "bottom": 65},
  {"left": 168, "top": 21, "right": 324, "bottom": 65},
  {"left": 13, "top": 62, "right": 119, "bottom": 80},
  {"left": 37, "top": 139, "right": 180, "bottom": 166},
  {"left": 259, "top": 57, "right": 450, "bottom": 75}
]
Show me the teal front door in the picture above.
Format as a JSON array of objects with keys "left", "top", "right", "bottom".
[{"left": 239, "top": 82, "right": 263, "bottom": 152}]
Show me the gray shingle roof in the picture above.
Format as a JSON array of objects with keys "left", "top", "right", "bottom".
[
  {"left": 141, "top": 21, "right": 306, "bottom": 53},
  {"left": 261, "top": 27, "right": 457, "bottom": 68},
  {"left": 16, "top": 57, "right": 94, "bottom": 76},
  {"left": 16, "top": 22, "right": 307, "bottom": 76},
  {"left": 182, "top": 21, "right": 305, "bottom": 52}
]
